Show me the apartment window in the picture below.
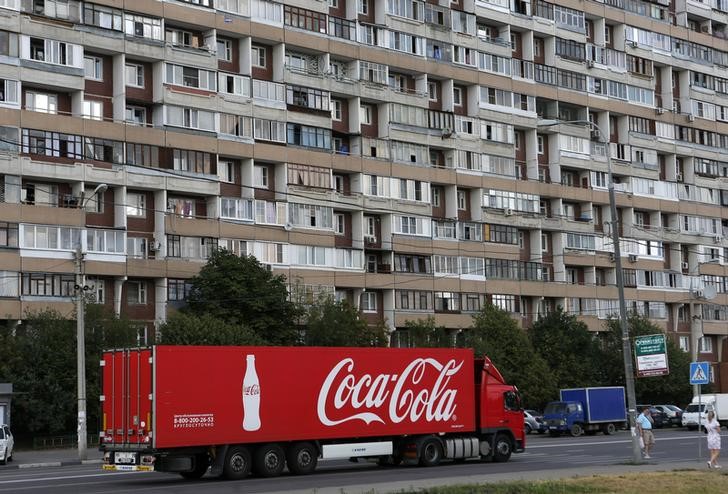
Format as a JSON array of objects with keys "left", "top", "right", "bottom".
[
  {"left": 127, "top": 237, "right": 147, "bottom": 259},
  {"left": 21, "top": 273, "right": 75, "bottom": 297},
  {"left": 220, "top": 197, "right": 253, "bottom": 220},
  {"left": 125, "top": 143, "right": 158, "bottom": 167},
  {"left": 25, "top": 91, "right": 57, "bottom": 114},
  {"left": 360, "top": 291, "right": 376, "bottom": 312},
  {"left": 453, "top": 87, "right": 462, "bottom": 106},
  {"left": 251, "top": 45, "right": 266, "bottom": 68},
  {"left": 432, "top": 187, "right": 441, "bottom": 207},
  {"left": 127, "top": 281, "right": 147, "bottom": 305},
  {"left": 125, "top": 106, "right": 146, "bottom": 126},
  {"left": 331, "top": 99, "right": 342, "bottom": 120},
  {"left": 537, "top": 135, "right": 545, "bottom": 154},
  {"left": 82, "top": 100, "right": 102, "bottom": 121},
  {"left": 286, "top": 85, "right": 330, "bottom": 111},
  {"left": 83, "top": 4, "right": 123, "bottom": 31},
  {"left": 334, "top": 213, "right": 345, "bottom": 235},
  {"left": 166, "top": 64, "right": 216, "bottom": 91},
  {"left": 84, "top": 55, "right": 103, "bottom": 80},
  {"left": 124, "top": 14, "right": 163, "bottom": 40},
  {"left": 679, "top": 335, "right": 689, "bottom": 353},
  {"left": 0, "top": 79, "right": 19, "bottom": 105},
  {"left": 428, "top": 81, "right": 438, "bottom": 101},
  {"left": 29, "top": 37, "right": 75, "bottom": 66},
  {"left": 126, "top": 193, "right": 146, "bottom": 217},
  {"left": 254, "top": 165, "right": 269, "bottom": 188},
  {"left": 358, "top": 0, "right": 369, "bottom": 14},
  {"left": 700, "top": 336, "right": 713, "bottom": 353},
  {"left": 125, "top": 63, "right": 144, "bottom": 87},
  {"left": 166, "top": 106, "right": 216, "bottom": 132},
  {"left": 217, "top": 38, "right": 232, "bottom": 61},
  {"left": 360, "top": 104, "right": 372, "bottom": 125},
  {"left": 457, "top": 190, "right": 466, "bottom": 210},
  {"left": 168, "top": 279, "right": 193, "bottom": 302},
  {"left": 284, "top": 5, "right": 327, "bottom": 33},
  {"left": 172, "top": 149, "right": 212, "bottom": 174},
  {"left": 218, "top": 160, "right": 235, "bottom": 183},
  {"left": 0, "top": 222, "right": 18, "bottom": 248},
  {"left": 286, "top": 123, "right": 332, "bottom": 150}
]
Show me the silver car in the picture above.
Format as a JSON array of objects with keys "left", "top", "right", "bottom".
[
  {"left": 524, "top": 410, "right": 540, "bottom": 434},
  {"left": 0, "top": 425, "right": 13, "bottom": 465}
]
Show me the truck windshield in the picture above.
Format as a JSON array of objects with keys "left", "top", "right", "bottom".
[
  {"left": 686, "top": 404, "right": 706, "bottom": 413},
  {"left": 544, "top": 402, "right": 567, "bottom": 414}
]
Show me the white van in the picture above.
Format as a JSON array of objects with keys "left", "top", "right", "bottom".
[{"left": 682, "top": 394, "right": 728, "bottom": 429}]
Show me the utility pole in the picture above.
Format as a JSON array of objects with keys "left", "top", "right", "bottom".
[{"left": 75, "top": 245, "right": 87, "bottom": 460}]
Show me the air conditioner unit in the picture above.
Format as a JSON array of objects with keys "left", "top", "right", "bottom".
[
  {"left": 149, "top": 241, "right": 162, "bottom": 252},
  {"left": 364, "top": 235, "right": 377, "bottom": 244},
  {"left": 676, "top": 172, "right": 684, "bottom": 182},
  {"left": 504, "top": 208, "right": 513, "bottom": 216},
  {"left": 629, "top": 40, "right": 638, "bottom": 48},
  {"left": 681, "top": 261, "right": 689, "bottom": 270},
  {"left": 586, "top": 60, "right": 594, "bottom": 68},
  {"left": 714, "top": 235, "right": 723, "bottom": 244},
  {"left": 628, "top": 254, "right": 638, "bottom": 263},
  {"left": 688, "top": 113, "right": 695, "bottom": 122},
  {"left": 695, "top": 289, "right": 705, "bottom": 299},
  {"left": 656, "top": 107, "right": 665, "bottom": 115}
]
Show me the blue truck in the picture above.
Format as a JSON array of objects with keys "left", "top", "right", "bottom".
[{"left": 543, "top": 387, "right": 627, "bottom": 437}]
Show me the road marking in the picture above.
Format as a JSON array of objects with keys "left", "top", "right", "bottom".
[
  {"left": 527, "top": 435, "right": 699, "bottom": 449},
  {"left": 0, "top": 471, "right": 139, "bottom": 484}
]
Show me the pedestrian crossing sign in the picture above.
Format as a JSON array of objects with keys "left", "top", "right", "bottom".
[{"left": 690, "top": 361, "right": 710, "bottom": 385}]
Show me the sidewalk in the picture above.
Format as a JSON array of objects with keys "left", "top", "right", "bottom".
[{"left": 0, "top": 447, "right": 104, "bottom": 470}]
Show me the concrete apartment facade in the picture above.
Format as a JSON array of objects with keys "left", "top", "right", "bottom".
[{"left": 1, "top": 0, "right": 728, "bottom": 387}]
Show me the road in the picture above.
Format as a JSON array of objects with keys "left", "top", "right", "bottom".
[{"left": 0, "top": 429, "right": 714, "bottom": 494}]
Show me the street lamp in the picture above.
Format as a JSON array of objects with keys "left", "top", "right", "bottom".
[
  {"left": 76, "top": 183, "right": 108, "bottom": 460},
  {"left": 537, "top": 119, "right": 642, "bottom": 463}
]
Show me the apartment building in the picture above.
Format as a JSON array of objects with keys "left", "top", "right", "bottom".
[{"left": 0, "top": 0, "right": 727, "bottom": 386}]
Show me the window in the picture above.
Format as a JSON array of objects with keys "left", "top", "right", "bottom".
[
  {"left": 0, "top": 222, "right": 18, "bottom": 248},
  {"left": 286, "top": 123, "right": 332, "bottom": 150},
  {"left": 453, "top": 87, "right": 462, "bottom": 106},
  {"left": 0, "top": 79, "right": 19, "bottom": 106},
  {"left": 84, "top": 55, "right": 103, "bottom": 80},
  {"left": 254, "top": 165, "right": 269, "bottom": 188},
  {"left": 172, "top": 149, "right": 212, "bottom": 174},
  {"left": 358, "top": 0, "right": 369, "bottom": 14},
  {"left": 679, "top": 336, "right": 689, "bottom": 352},
  {"left": 360, "top": 104, "right": 372, "bottom": 125},
  {"left": 25, "top": 91, "right": 57, "bottom": 114},
  {"left": 334, "top": 213, "right": 345, "bottom": 235},
  {"left": 331, "top": 99, "right": 342, "bottom": 121},
  {"left": 85, "top": 277, "right": 105, "bottom": 303},
  {"left": 166, "top": 64, "right": 216, "bottom": 91},
  {"left": 126, "top": 192, "right": 146, "bottom": 217},
  {"left": 251, "top": 44, "right": 266, "bottom": 68},
  {"left": 28, "top": 37, "right": 77, "bottom": 66},
  {"left": 124, "top": 13, "right": 163, "bottom": 40},
  {"left": 286, "top": 85, "right": 330, "bottom": 111},
  {"left": 700, "top": 336, "right": 713, "bottom": 353},
  {"left": 537, "top": 135, "right": 545, "bottom": 154},
  {"left": 220, "top": 197, "right": 253, "bottom": 220},
  {"left": 457, "top": 190, "right": 466, "bottom": 210},
  {"left": 360, "top": 291, "right": 376, "bottom": 312},
  {"left": 127, "top": 280, "right": 147, "bottom": 305},
  {"left": 428, "top": 81, "right": 438, "bottom": 101},
  {"left": 84, "top": 4, "right": 123, "bottom": 31},
  {"left": 284, "top": 5, "right": 327, "bottom": 33},
  {"left": 217, "top": 38, "right": 232, "bottom": 61},
  {"left": 218, "top": 160, "right": 235, "bottom": 183},
  {"left": 127, "top": 237, "right": 147, "bottom": 259},
  {"left": 125, "top": 106, "right": 146, "bottom": 126},
  {"left": 21, "top": 273, "right": 75, "bottom": 297},
  {"left": 82, "top": 100, "right": 102, "bottom": 121},
  {"left": 166, "top": 106, "right": 216, "bottom": 132},
  {"left": 168, "top": 279, "right": 193, "bottom": 302},
  {"left": 125, "top": 63, "right": 144, "bottom": 87}
]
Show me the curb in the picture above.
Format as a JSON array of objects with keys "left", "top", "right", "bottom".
[{"left": 4, "top": 459, "right": 103, "bottom": 470}]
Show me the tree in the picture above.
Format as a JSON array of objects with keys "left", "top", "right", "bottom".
[
  {"left": 461, "top": 305, "right": 557, "bottom": 409},
  {"left": 401, "top": 316, "right": 453, "bottom": 348},
  {"left": 530, "top": 308, "right": 604, "bottom": 389},
  {"left": 304, "top": 296, "right": 388, "bottom": 347},
  {"left": 184, "top": 250, "right": 300, "bottom": 345},
  {"left": 159, "top": 312, "right": 265, "bottom": 346},
  {"left": 599, "top": 313, "right": 692, "bottom": 406}
]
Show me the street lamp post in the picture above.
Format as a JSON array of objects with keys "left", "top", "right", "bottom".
[
  {"left": 537, "top": 120, "right": 642, "bottom": 463},
  {"left": 77, "top": 183, "right": 108, "bottom": 460}
]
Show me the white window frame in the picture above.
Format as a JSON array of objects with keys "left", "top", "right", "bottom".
[
  {"left": 125, "top": 63, "right": 144, "bottom": 88},
  {"left": 84, "top": 55, "right": 103, "bottom": 81},
  {"left": 251, "top": 44, "right": 266, "bottom": 68},
  {"left": 361, "top": 291, "right": 376, "bottom": 312}
]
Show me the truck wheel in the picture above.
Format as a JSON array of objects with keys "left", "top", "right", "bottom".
[
  {"left": 223, "top": 446, "right": 251, "bottom": 480},
  {"left": 180, "top": 454, "right": 209, "bottom": 480},
  {"left": 570, "top": 424, "right": 583, "bottom": 437},
  {"left": 418, "top": 437, "right": 443, "bottom": 467},
  {"left": 253, "top": 443, "right": 286, "bottom": 477},
  {"left": 492, "top": 434, "right": 512, "bottom": 462},
  {"left": 286, "top": 442, "right": 318, "bottom": 475},
  {"left": 603, "top": 423, "right": 616, "bottom": 435}
]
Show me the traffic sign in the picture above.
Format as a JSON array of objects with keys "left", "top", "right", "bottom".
[{"left": 690, "top": 361, "right": 710, "bottom": 385}]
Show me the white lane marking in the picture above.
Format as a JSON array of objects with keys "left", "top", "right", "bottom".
[
  {"left": 527, "top": 435, "right": 700, "bottom": 449},
  {"left": 0, "top": 471, "right": 141, "bottom": 484}
]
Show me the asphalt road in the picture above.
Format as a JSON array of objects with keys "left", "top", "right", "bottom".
[{"left": 0, "top": 429, "right": 715, "bottom": 494}]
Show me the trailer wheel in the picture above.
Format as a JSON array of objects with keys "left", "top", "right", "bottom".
[
  {"left": 418, "top": 437, "right": 443, "bottom": 467},
  {"left": 603, "top": 423, "right": 616, "bottom": 435},
  {"left": 223, "top": 446, "right": 251, "bottom": 480},
  {"left": 570, "top": 424, "right": 583, "bottom": 437},
  {"left": 492, "top": 434, "right": 512, "bottom": 463},
  {"left": 286, "top": 442, "right": 318, "bottom": 475},
  {"left": 180, "top": 454, "right": 209, "bottom": 480},
  {"left": 253, "top": 443, "right": 286, "bottom": 477}
]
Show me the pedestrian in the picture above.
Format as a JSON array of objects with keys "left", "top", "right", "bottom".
[
  {"left": 636, "top": 407, "right": 655, "bottom": 459},
  {"left": 706, "top": 410, "right": 722, "bottom": 468}
]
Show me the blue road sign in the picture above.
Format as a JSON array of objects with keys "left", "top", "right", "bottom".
[{"left": 690, "top": 361, "right": 710, "bottom": 385}]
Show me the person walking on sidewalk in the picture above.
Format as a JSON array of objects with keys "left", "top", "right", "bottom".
[
  {"left": 706, "top": 410, "right": 722, "bottom": 468},
  {"left": 636, "top": 407, "right": 655, "bottom": 459}
]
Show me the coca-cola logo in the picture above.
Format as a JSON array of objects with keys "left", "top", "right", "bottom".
[
  {"left": 243, "top": 384, "right": 260, "bottom": 396},
  {"left": 317, "top": 357, "right": 463, "bottom": 427}
]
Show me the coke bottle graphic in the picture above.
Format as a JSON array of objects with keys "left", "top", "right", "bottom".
[{"left": 242, "top": 354, "right": 261, "bottom": 431}]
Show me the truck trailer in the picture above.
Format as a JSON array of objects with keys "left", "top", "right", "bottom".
[
  {"left": 543, "top": 387, "right": 627, "bottom": 437},
  {"left": 100, "top": 346, "right": 525, "bottom": 480}
]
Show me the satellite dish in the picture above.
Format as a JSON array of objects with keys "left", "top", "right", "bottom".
[{"left": 703, "top": 285, "right": 718, "bottom": 300}]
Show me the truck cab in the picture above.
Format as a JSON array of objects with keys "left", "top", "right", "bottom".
[{"left": 543, "top": 401, "right": 583, "bottom": 436}]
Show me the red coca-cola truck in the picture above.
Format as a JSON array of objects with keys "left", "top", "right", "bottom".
[{"left": 100, "top": 346, "right": 524, "bottom": 479}]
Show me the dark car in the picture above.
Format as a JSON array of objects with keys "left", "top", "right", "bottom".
[
  {"left": 637, "top": 405, "right": 665, "bottom": 428},
  {"left": 654, "top": 404, "right": 682, "bottom": 427}
]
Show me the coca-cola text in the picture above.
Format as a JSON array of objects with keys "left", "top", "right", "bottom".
[{"left": 317, "top": 357, "right": 462, "bottom": 427}]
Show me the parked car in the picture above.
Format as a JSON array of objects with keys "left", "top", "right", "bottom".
[
  {"left": 637, "top": 405, "right": 665, "bottom": 428},
  {"left": 525, "top": 409, "right": 546, "bottom": 434},
  {"left": 654, "top": 404, "right": 682, "bottom": 427},
  {"left": 682, "top": 402, "right": 709, "bottom": 430},
  {"left": 0, "top": 424, "right": 13, "bottom": 465},
  {"left": 524, "top": 410, "right": 540, "bottom": 434}
]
